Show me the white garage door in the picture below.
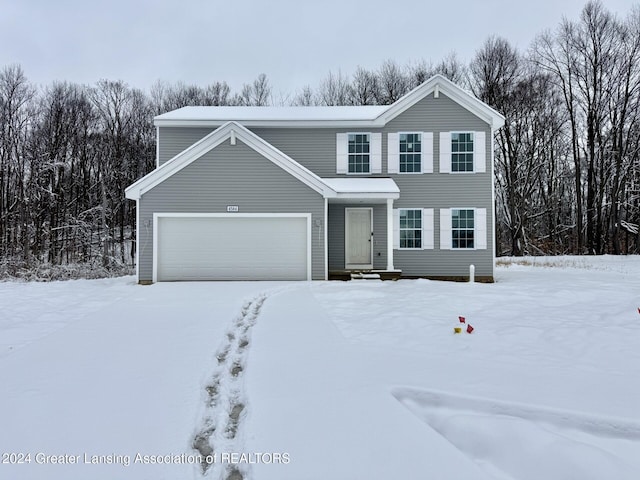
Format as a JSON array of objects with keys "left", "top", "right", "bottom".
[{"left": 156, "top": 215, "right": 310, "bottom": 281}]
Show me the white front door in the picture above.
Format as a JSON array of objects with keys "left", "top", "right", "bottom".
[{"left": 345, "top": 208, "right": 373, "bottom": 269}]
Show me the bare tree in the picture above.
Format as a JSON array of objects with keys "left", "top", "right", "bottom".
[
  {"left": 407, "top": 60, "right": 431, "bottom": 89},
  {"left": 470, "top": 37, "right": 552, "bottom": 255},
  {"left": 350, "top": 67, "right": 378, "bottom": 105},
  {"left": 432, "top": 52, "right": 468, "bottom": 86},
  {"left": 236, "top": 73, "right": 271, "bottom": 106},
  {"left": 533, "top": 23, "right": 586, "bottom": 253},
  {"left": 375, "top": 60, "right": 409, "bottom": 104},
  {"left": 601, "top": 6, "right": 640, "bottom": 253},
  {"left": 291, "top": 85, "right": 315, "bottom": 106},
  {"left": 316, "top": 71, "right": 351, "bottom": 106},
  {"left": 0, "top": 64, "right": 36, "bottom": 264},
  {"left": 204, "top": 81, "right": 232, "bottom": 106}
]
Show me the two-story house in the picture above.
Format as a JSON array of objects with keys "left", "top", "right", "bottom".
[{"left": 125, "top": 75, "right": 504, "bottom": 283}]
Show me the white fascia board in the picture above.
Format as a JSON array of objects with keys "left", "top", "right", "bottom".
[
  {"left": 126, "top": 121, "right": 337, "bottom": 200},
  {"left": 378, "top": 74, "right": 505, "bottom": 130},
  {"left": 321, "top": 178, "right": 399, "bottom": 199},
  {"left": 154, "top": 118, "right": 386, "bottom": 128},
  {"left": 332, "top": 191, "right": 400, "bottom": 200},
  {"left": 155, "top": 126, "right": 160, "bottom": 168}
]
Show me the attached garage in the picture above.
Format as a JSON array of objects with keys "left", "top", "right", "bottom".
[
  {"left": 127, "top": 122, "right": 329, "bottom": 283},
  {"left": 154, "top": 214, "right": 311, "bottom": 281}
]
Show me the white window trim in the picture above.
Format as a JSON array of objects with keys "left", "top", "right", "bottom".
[
  {"left": 338, "top": 132, "right": 382, "bottom": 176},
  {"left": 394, "top": 208, "right": 434, "bottom": 250},
  {"left": 390, "top": 132, "right": 433, "bottom": 175},
  {"left": 439, "top": 131, "right": 487, "bottom": 175},
  {"left": 441, "top": 207, "right": 487, "bottom": 251},
  {"left": 449, "top": 131, "right": 476, "bottom": 174},
  {"left": 450, "top": 207, "right": 476, "bottom": 250},
  {"left": 397, "top": 132, "right": 423, "bottom": 175}
]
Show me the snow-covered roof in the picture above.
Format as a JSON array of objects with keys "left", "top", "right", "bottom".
[
  {"left": 155, "top": 105, "right": 388, "bottom": 122},
  {"left": 322, "top": 178, "right": 400, "bottom": 198},
  {"left": 153, "top": 75, "right": 505, "bottom": 130}
]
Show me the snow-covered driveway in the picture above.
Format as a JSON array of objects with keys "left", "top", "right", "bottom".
[{"left": 0, "top": 279, "right": 279, "bottom": 479}]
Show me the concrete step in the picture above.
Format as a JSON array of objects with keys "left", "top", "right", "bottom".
[{"left": 350, "top": 272, "right": 381, "bottom": 280}]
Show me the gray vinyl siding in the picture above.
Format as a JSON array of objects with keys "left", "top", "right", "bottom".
[
  {"left": 250, "top": 128, "right": 343, "bottom": 177},
  {"left": 383, "top": 93, "right": 493, "bottom": 278},
  {"left": 158, "top": 127, "right": 214, "bottom": 165},
  {"left": 328, "top": 204, "right": 388, "bottom": 270},
  {"left": 139, "top": 139, "right": 325, "bottom": 281}
]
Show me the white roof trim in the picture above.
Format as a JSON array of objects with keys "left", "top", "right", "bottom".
[
  {"left": 154, "top": 106, "right": 387, "bottom": 128},
  {"left": 152, "top": 75, "right": 504, "bottom": 130},
  {"left": 154, "top": 119, "right": 385, "bottom": 128},
  {"left": 322, "top": 178, "right": 400, "bottom": 200},
  {"left": 125, "top": 122, "right": 337, "bottom": 200},
  {"left": 377, "top": 74, "right": 505, "bottom": 129}
]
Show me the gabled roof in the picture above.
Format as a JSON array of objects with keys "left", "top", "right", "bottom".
[
  {"left": 125, "top": 121, "right": 334, "bottom": 200},
  {"left": 125, "top": 121, "right": 402, "bottom": 201},
  {"left": 377, "top": 75, "right": 505, "bottom": 129},
  {"left": 153, "top": 74, "right": 504, "bottom": 130}
]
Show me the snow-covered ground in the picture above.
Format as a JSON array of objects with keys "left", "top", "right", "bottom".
[{"left": 1, "top": 256, "right": 639, "bottom": 479}]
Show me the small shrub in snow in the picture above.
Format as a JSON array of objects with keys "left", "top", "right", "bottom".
[{"left": 0, "top": 258, "right": 133, "bottom": 282}]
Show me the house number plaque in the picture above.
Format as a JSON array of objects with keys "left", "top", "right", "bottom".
[{"left": 226, "top": 205, "right": 239, "bottom": 212}]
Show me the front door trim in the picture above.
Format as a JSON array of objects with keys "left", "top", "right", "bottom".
[{"left": 345, "top": 207, "right": 373, "bottom": 269}]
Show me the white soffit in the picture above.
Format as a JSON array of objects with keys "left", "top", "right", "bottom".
[{"left": 322, "top": 178, "right": 400, "bottom": 199}]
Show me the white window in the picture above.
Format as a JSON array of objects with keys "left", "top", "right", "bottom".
[
  {"left": 439, "top": 131, "right": 486, "bottom": 174},
  {"left": 400, "top": 209, "right": 422, "bottom": 248},
  {"left": 348, "top": 133, "right": 370, "bottom": 173},
  {"left": 400, "top": 133, "right": 421, "bottom": 173},
  {"left": 336, "top": 133, "right": 382, "bottom": 174},
  {"left": 439, "top": 208, "right": 487, "bottom": 250},
  {"left": 452, "top": 208, "right": 475, "bottom": 248},
  {"left": 392, "top": 208, "right": 434, "bottom": 250},
  {"left": 451, "top": 133, "right": 474, "bottom": 172},
  {"left": 388, "top": 132, "right": 433, "bottom": 174}
]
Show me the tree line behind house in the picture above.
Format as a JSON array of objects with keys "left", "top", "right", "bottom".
[{"left": 0, "top": 0, "right": 638, "bottom": 279}]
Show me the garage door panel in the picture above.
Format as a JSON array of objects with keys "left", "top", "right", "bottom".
[{"left": 157, "top": 216, "right": 308, "bottom": 281}]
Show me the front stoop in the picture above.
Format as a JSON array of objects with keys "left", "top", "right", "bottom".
[
  {"left": 351, "top": 272, "right": 381, "bottom": 280},
  {"left": 329, "top": 270, "right": 402, "bottom": 281}
]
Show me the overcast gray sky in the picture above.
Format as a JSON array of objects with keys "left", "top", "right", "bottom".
[{"left": 0, "top": 0, "right": 637, "bottom": 96}]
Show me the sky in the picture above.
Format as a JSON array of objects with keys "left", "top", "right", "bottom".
[{"left": 0, "top": 0, "right": 637, "bottom": 98}]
